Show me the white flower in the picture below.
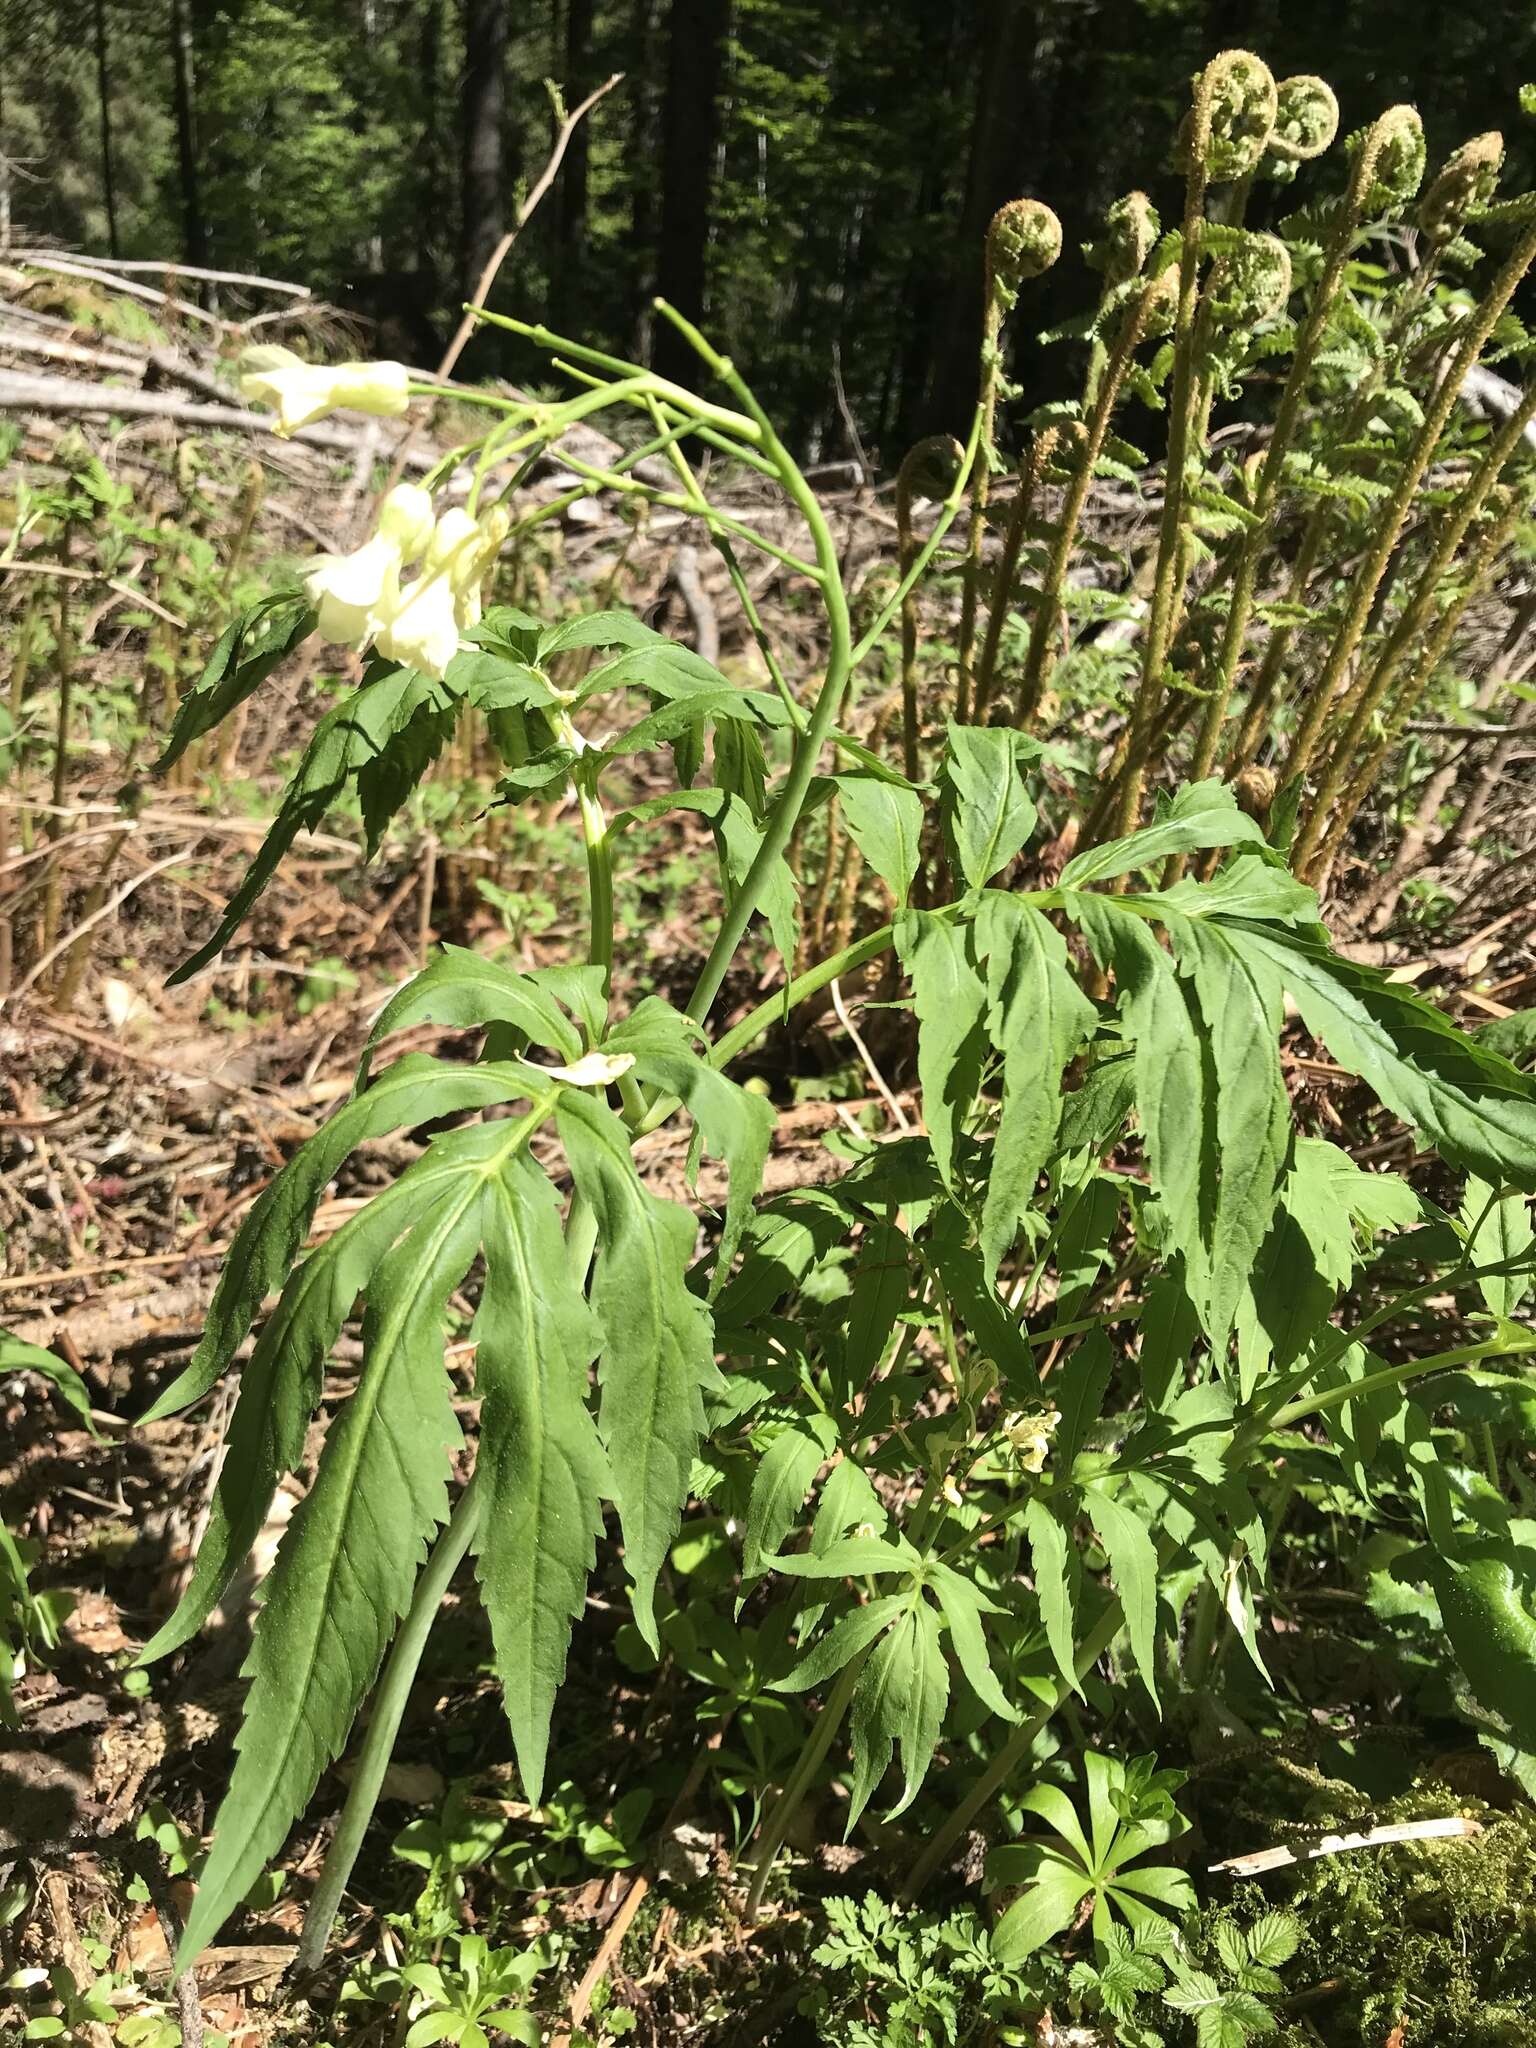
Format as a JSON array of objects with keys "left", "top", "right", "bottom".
[
  {"left": 237, "top": 345, "right": 411, "bottom": 436},
  {"left": 372, "top": 505, "right": 504, "bottom": 680},
  {"left": 374, "top": 569, "right": 461, "bottom": 679},
  {"left": 303, "top": 485, "right": 435, "bottom": 647},
  {"left": 1003, "top": 1406, "right": 1061, "bottom": 1475}
]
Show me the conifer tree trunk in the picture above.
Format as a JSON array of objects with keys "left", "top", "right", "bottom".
[
  {"left": 460, "top": 0, "right": 510, "bottom": 296},
  {"left": 626, "top": 0, "right": 664, "bottom": 358},
  {"left": 551, "top": 0, "right": 593, "bottom": 326},
  {"left": 653, "top": 0, "right": 728, "bottom": 382},
  {"left": 92, "top": 0, "right": 119, "bottom": 257},
  {"left": 168, "top": 0, "right": 207, "bottom": 265}
]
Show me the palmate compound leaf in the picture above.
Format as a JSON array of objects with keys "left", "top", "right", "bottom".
[
  {"left": 602, "top": 996, "right": 774, "bottom": 1288},
  {"left": 473, "top": 1147, "right": 609, "bottom": 1806},
  {"left": 556, "top": 1089, "right": 720, "bottom": 1649},
  {"left": 168, "top": 665, "right": 453, "bottom": 986},
  {"left": 156, "top": 591, "right": 316, "bottom": 774},
  {"left": 973, "top": 893, "right": 1099, "bottom": 1280},
  {"left": 893, "top": 910, "right": 988, "bottom": 1194},
  {"left": 1058, "top": 779, "right": 1264, "bottom": 889},
  {"left": 355, "top": 947, "right": 589, "bottom": 1086},
  {"left": 140, "top": 1054, "right": 560, "bottom": 1429},
  {"left": 139, "top": 1129, "right": 503, "bottom": 1664},
  {"left": 167, "top": 1078, "right": 682, "bottom": 1966},
  {"left": 173, "top": 1150, "right": 495, "bottom": 1965}
]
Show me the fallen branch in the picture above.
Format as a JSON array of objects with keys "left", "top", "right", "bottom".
[{"left": 1209, "top": 1814, "right": 1482, "bottom": 1876}]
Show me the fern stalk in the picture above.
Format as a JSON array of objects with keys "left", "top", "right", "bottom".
[
  {"left": 1177, "top": 121, "right": 1391, "bottom": 813},
  {"left": 1279, "top": 217, "right": 1536, "bottom": 796}
]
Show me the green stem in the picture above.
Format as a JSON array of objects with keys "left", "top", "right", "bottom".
[
  {"left": 293, "top": 1475, "right": 483, "bottom": 1974},
  {"left": 899, "top": 1597, "right": 1125, "bottom": 1902},
  {"left": 744, "top": 1647, "right": 867, "bottom": 1920},
  {"left": 1267, "top": 1328, "right": 1536, "bottom": 1432},
  {"left": 648, "top": 302, "right": 859, "bottom": 1029}
]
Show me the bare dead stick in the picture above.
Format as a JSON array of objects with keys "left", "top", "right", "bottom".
[{"left": 380, "top": 71, "right": 624, "bottom": 498}]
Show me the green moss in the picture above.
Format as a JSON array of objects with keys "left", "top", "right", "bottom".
[{"left": 1201, "top": 1779, "right": 1536, "bottom": 2044}]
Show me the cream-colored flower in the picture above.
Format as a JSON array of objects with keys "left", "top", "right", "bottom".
[
  {"left": 373, "top": 506, "right": 505, "bottom": 679},
  {"left": 237, "top": 345, "right": 411, "bottom": 437},
  {"left": 373, "top": 567, "right": 461, "bottom": 679},
  {"left": 1003, "top": 1406, "right": 1061, "bottom": 1475},
  {"left": 304, "top": 485, "right": 435, "bottom": 646}
]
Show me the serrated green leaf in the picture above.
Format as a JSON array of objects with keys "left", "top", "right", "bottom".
[
  {"left": 832, "top": 774, "right": 924, "bottom": 906},
  {"left": 1171, "top": 918, "right": 1289, "bottom": 1350},
  {"left": 358, "top": 947, "right": 588, "bottom": 1083},
  {"left": 139, "top": 1129, "right": 501, "bottom": 1665},
  {"left": 940, "top": 723, "right": 1038, "bottom": 890},
  {"left": 775, "top": 1593, "right": 907, "bottom": 1692},
  {"left": 1227, "top": 921, "right": 1536, "bottom": 1187},
  {"left": 1060, "top": 781, "right": 1263, "bottom": 889},
  {"left": 175, "top": 1171, "right": 485, "bottom": 1965},
  {"left": 894, "top": 910, "right": 987, "bottom": 1193},
  {"left": 474, "top": 1147, "right": 608, "bottom": 1804},
  {"left": 1024, "top": 1496, "right": 1081, "bottom": 1691},
  {"left": 603, "top": 997, "right": 773, "bottom": 1289},
  {"left": 358, "top": 682, "right": 458, "bottom": 859},
  {"left": 1084, "top": 1484, "right": 1160, "bottom": 1706},
  {"left": 929, "top": 1564, "right": 1018, "bottom": 1721},
  {"left": 167, "top": 665, "right": 429, "bottom": 986},
  {"left": 741, "top": 1424, "right": 831, "bottom": 1582},
  {"left": 1070, "top": 900, "right": 1208, "bottom": 1317},
  {"left": 1462, "top": 1175, "right": 1535, "bottom": 1316},
  {"left": 974, "top": 894, "right": 1098, "bottom": 1277},
  {"left": 141, "top": 1055, "right": 551, "bottom": 1428},
  {"left": 767, "top": 1533, "right": 921, "bottom": 1579},
  {"left": 1425, "top": 1544, "right": 1536, "bottom": 1750},
  {"left": 157, "top": 592, "right": 315, "bottom": 773},
  {"left": 557, "top": 1091, "right": 719, "bottom": 1648},
  {"left": 890, "top": 1598, "right": 949, "bottom": 1816},
  {"left": 847, "top": 1615, "right": 908, "bottom": 1828},
  {"left": 1245, "top": 1911, "right": 1300, "bottom": 1968}
]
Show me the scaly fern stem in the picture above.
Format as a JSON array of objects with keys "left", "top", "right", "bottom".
[
  {"left": 955, "top": 302, "right": 1004, "bottom": 727},
  {"left": 1017, "top": 285, "right": 1160, "bottom": 725},
  {"left": 973, "top": 433, "right": 1052, "bottom": 725},
  {"left": 1171, "top": 157, "right": 1376, "bottom": 866},
  {"left": 1279, "top": 219, "right": 1536, "bottom": 802},
  {"left": 1112, "top": 80, "right": 1216, "bottom": 841},
  {"left": 1302, "top": 483, "right": 1527, "bottom": 884}
]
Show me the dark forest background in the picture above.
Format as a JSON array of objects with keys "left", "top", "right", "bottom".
[{"left": 6, "top": 0, "right": 1536, "bottom": 463}]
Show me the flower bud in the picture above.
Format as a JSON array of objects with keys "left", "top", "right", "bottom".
[{"left": 237, "top": 345, "right": 411, "bottom": 437}]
